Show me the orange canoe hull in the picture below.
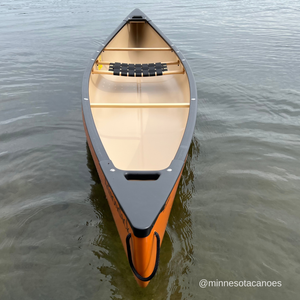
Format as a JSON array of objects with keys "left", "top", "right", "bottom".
[
  {"left": 83, "top": 112, "right": 184, "bottom": 287},
  {"left": 81, "top": 8, "right": 197, "bottom": 287}
]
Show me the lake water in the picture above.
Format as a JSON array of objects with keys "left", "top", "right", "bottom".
[{"left": 1, "top": 1, "right": 300, "bottom": 299}]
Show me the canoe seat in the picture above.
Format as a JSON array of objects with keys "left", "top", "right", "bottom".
[{"left": 108, "top": 62, "right": 168, "bottom": 77}]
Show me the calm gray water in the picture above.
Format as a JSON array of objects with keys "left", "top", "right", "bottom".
[{"left": 1, "top": 1, "right": 300, "bottom": 299}]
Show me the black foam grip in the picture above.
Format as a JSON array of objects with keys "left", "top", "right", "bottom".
[{"left": 113, "top": 68, "right": 120, "bottom": 76}]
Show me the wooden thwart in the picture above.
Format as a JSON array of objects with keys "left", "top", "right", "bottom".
[
  {"left": 96, "top": 60, "right": 180, "bottom": 66},
  {"left": 103, "top": 47, "right": 172, "bottom": 51},
  {"left": 90, "top": 103, "right": 190, "bottom": 108}
]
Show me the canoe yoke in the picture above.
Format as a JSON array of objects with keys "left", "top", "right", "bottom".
[
  {"left": 92, "top": 59, "right": 184, "bottom": 77},
  {"left": 109, "top": 62, "right": 167, "bottom": 77}
]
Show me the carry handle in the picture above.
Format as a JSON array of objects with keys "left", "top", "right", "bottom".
[{"left": 126, "top": 232, "right": 160, "bottom": 282}]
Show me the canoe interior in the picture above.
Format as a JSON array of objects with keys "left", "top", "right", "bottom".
[{"left": 89, "top": 21, "right": 190, "bottom": 171}]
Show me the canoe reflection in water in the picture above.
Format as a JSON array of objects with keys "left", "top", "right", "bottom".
[{"left": 86, "top": 136, "right": 200, "bottom": 296}]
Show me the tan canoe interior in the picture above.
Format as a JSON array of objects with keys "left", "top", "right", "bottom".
[{"left": 89, "top": 21, "right": 190, "bottom": 171}]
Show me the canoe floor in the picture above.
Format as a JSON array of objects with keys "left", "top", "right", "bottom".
[{"left": 89, "top": 21, "right": 190, "bottom": 171}]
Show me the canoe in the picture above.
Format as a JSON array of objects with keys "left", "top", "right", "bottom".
[{"left": 82, "top": 8, "right": 197, "bottom": 287}]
